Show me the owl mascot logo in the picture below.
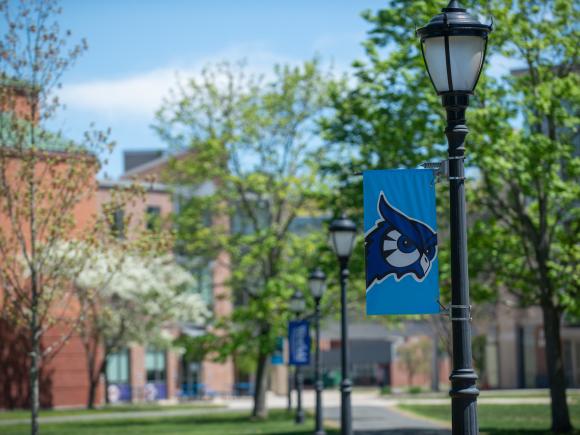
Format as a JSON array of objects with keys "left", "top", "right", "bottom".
[{"left": 365, "top": 192, "right": 438, "bottom": 288}]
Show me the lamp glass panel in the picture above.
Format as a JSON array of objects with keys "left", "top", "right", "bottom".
[
  {"left": 448, "top": 35, "right": 485, "bottom": 91},
  {"left": 423, "top": 36, "right": 449, "bottom": 92},
  {"left": 309, "top": 277, "right": 326, "bottom": 299},
  {"left": 331, "top": 230, "right": 356, "bottom": 258},
  {"left": 290, "top": 296, "right": 305, "bottom": 313}
]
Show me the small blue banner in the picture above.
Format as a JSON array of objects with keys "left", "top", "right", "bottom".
[
  {"left": 364, "top": 169, "right": 439, "bottom": 315},
  {"left": 288, "top": 320, "right": 310, "bottom": 366},
  {"left": 271, "top": 336, "right": 284, "bottom": 365}
]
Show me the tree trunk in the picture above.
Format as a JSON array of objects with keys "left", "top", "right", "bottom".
[
  {"left": 30, "top": 325, "right": 40, "bottom": 435},
  {"left": 542, "top": 301, "right": 572, "bottom": 433},
  {"left": 252, "top": 347, "right": 270, "bottom": 419},
  {"left": 87, "top": 376, "right": 98, "bottom": 410},
  {"left": 86, "top": 347, "right": 106, "bottom": 410},
  {"left": 104, "top": 363, "right": 111, "bottom": 404},
  {"left": 29, "top": 260, "right": 40, "bottom": 435},
  {"left": 85, "top": 336, "right": 96, "bottom": 409}
]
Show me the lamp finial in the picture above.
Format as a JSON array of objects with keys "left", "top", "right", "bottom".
[{"left": 444, "top": 0, "right": 466, "bottom": 11}]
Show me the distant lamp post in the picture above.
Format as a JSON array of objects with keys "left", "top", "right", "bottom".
[
  {"left": 308, "top": 268, "right": 327, "bottom": 435},
  {"left": 417, "top": 1, "right": 492, "bottom": 434},
  {"left": 329, "top": 215, "right": 356, "bottom": 435},
  {"left": 289, "top": 289, "right": 306, "bottom": 425}
]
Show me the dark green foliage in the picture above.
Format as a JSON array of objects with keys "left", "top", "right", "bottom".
[
  {"left": 323, "top": 0, "right": 578, "bottom": 431},
  {"left": 155, "top": 60, "right": 336, "bottom": 417}
]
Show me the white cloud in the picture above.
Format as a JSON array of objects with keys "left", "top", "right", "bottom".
[
  {"left": 59, "top": 44, "right": 299, "bottom": 120},
  {"left": 60, "top": 68, "right": 177, "bottom": 118}
]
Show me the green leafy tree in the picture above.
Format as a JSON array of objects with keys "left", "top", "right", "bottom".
[
  {"left": 323, "top": 1, "right": 578, "bottom": 432},
  {"left": 467, "top": 1, "right": 579, "bottom": 431},
  {"left": 72, "top": 248, "right": 207, "bottom": 409},
  {"left": 0, "top": 1, "right": 95, "bottom": 432},
  {"left": 319, "top": 2, "right": 450, "bottom": 315},
  {"left": 0, "top": 0, "right": 168, "bottom": 429},
  {"left": 154, "top": 60, "right": 333, "bottom": 418}
]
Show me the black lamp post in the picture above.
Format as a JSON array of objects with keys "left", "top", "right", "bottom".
[
  {"left": 289, "top": 289, "right": 306, "bottom": 425},
  {"left": 417, "top": 2, "right": 492, "bottom": 434},
  {"left": 308, "top": 268, "right": 327, "bottom": 435},
  {"left": 287, "top": 369, "right": 293, "bottom": 413},
  {"left": 329, "top": 215, "right": 356, "bottom": 435}
]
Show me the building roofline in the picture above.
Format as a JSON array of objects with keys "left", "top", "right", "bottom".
[
  {"left": 98, "top": 178, "right": 170, "bottom": 193},
  {"left": 0, "top": 75, "right": 41, "bottom": 95},
  {"left": 0, "top": 145, "right": 98, "bottom": 163},
  {"left": 121, "top": 149, "right": 193, "bottom": 179},
  {"left": 511, "top": 64, "right": 580, "bottom": 77},
  {"left": 121, "top": 154, "right": 169, "bottom": 178}
]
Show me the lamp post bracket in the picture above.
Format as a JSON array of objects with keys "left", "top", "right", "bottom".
[{"left": 421, "top": 160, "right": 449, "bottom": 183}]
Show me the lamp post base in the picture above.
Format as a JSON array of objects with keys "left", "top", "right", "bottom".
[
  {"left": 340, "top": 378, "right": 352, "bottom": 435},
  {"left": 295, "top": 367, "right": 304, "bottom": 425},
  {"left": 295, "top": 410, "right": 305, "bottom": 425},
  {"left": 450, "top": 368, "right": 479, "bottom": 434},
  {"left": 314, "top": 380, "right": 325, "bottom": 435}
]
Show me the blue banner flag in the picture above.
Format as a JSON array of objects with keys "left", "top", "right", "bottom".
[
  {"left": 288, "top": 320, "right": 310, "bottom": 366},
  {"left": 364, "top": 169, "right": 439, "bottom": 315}
]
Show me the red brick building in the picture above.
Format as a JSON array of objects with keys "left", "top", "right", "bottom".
[
  {"left": 0, "top": 85, "right": 104, "bottom": 409},
  {"left": 0, "top": 85, "right": 235, "bottom": 409}
]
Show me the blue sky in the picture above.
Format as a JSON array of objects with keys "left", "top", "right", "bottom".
[
  {"left": 51, "top": 0, "right": 385, "bottom": 178},
  {"left": 50, "top": 1, "right": 520, "bottom": 179}
]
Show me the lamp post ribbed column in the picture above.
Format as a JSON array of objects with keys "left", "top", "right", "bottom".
[
  {"left": 313, "top": 296, "right": 325, "bottom": 435},
  {"left": 339, "top": 259, "right": 352, "bottom": 435}
]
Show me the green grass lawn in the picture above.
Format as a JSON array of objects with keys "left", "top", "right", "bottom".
[
  {"left": 399, "top": 403, "right": 580, "bottom": 434},
  {"left": 478, "top": 390, "right": 580, "bottom": 401},
  {"left": 0, "top": 410, "right": 337, "bottom": 435},
  {"left": 0, "top": 402, "right": 222, "bottom": 421},
  {"left": 380, "top": 388, "right": 580, "bottom": 401}
]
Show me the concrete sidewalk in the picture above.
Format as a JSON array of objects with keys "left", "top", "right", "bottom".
[
  {"left": 229, "top": 390, "right": 451, "bottom": 433},
  {"left": 326, "top": 405, "right": 450, "bottom": 434}
]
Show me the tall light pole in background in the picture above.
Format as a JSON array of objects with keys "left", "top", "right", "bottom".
[
  {"left": 289, "top": 289, "right": 306, "bottom": 425},
  {"left": 329, "top": 215, "right": 357, "bottom": 435},
  {"left": 417, "top": 1, "right": 492, "bottom": 433},
  {"left": 308, "top": 268, "right": 327, "bottom": 435}
]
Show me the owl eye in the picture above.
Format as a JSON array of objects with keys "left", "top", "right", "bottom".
[
  {"left": 397, "top": 235, "right": 416, "bottom": 253},
  {"left": 382, "top": 230, "right": 420, "bottom": 268}
]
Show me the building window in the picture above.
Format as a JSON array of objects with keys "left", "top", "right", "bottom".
[
  {"left": 231, "top": 200, "right": 270, "bottom": 235},
  {"left": 146, "top": 206, "right": 161, "bottom": 231},
  {"left": 111, "top": 208, "right": 125, "bottom": 239},
  {"left": 107, "top": 349, "right": 130, "bottom": 384},
  {"left": 193, "top": 263, "right": 213, "bottom": 306},
  {"left": 146, "top": 349, "right": 166, "bottom": 383}
]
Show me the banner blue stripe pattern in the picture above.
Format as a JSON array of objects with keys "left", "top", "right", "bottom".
[
  {"left": 288, "top": 320, "right": 310, "bottom": 365},
  {"left": 364, "top": 169, "right": 440, "bottom": 315}
]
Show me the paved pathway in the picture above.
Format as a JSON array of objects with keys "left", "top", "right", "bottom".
[
  {"left": 326, "top": 405, "right": 450, "bottom": 435},
  {"left": 230, "top": 390, "right": 451, "bottom": 434}
]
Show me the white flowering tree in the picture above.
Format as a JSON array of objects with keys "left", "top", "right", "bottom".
[{"left": 63, "top": 244, "right": 208, "bottom": 408}]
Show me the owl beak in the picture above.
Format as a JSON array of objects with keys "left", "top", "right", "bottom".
[{"left": 420, "top": 254, "right": 430, "bottom": 274}]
